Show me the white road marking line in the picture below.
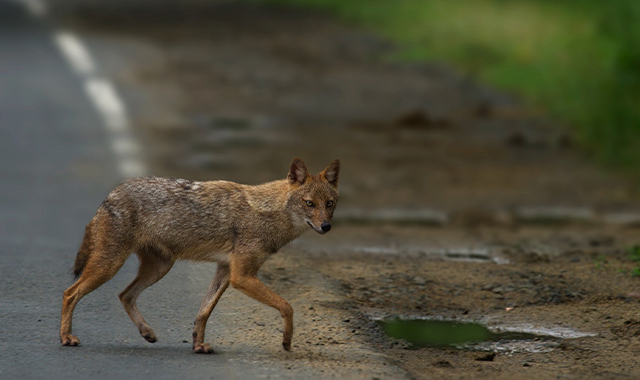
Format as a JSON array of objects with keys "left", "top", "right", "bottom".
[
  {"left": 52, "top": 29, "right": 148, "bottom": 178},
  {"left": 84, "top": 78, "right": 127, "bottom": 132},
  {"left": 54, "top": 32, "right": 97, "bottom": 76},
  {"left": 15, "top": 0, "right": 47, "bottom": 18},
  {"left": 111, "top": 134, "right": 141, "bottom": 156}
]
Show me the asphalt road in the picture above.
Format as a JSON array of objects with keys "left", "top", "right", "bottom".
[
  {"left": 0, "top": 3, "right": 410, "bottom": 379},
  {"left": 0, "top": 3, "right": 293, "bottom": 378}
]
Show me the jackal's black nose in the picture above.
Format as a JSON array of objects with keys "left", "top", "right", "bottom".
[{"left": 321, "top": 222, "right": 332, "bottom": 232}]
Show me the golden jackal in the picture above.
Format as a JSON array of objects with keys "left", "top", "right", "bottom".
[{"left": 60, "top": 157, "right": 340, "bottom": 353}]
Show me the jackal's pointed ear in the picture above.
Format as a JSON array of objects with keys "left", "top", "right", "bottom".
[
  {"left": 288, "top": 157, "right": 309, "bottom": 187},
  {"left": 321, "top": 159, "right": 340, "bottom": 188}
]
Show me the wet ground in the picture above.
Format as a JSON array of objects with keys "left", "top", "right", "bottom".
[
  {"left": 278, "top": 225, "right": 640, "bottom": 378},
  {"left": 49, "top": 2, "right": 640, "bottom": 378}
]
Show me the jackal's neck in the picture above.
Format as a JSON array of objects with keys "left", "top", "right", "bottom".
[
  {"left": 245, "top": 179, "right": 308, "bottom": 249},
  {"left": 245, "top": 179, "right": 291, "bottom": 212},
  {"left": 258, "top": 180, "right": 308, "bottom": 236}
]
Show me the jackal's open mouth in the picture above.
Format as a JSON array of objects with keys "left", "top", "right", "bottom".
[{"left": 307, "top": 221, "right": 326, "bottom": 234}]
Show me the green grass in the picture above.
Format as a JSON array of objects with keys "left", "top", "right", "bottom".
[
  {"left": 629, "top": 245, "right": 640, "bottom": 263},
  {"left": 594, "top": 255, "right": 608, "bottom": 270},
  {"left": 626, "top": 245, "right": 640, "bottom": 278},
  {"left": 256, "top": 0, "right": 640, "bottom": 167}
]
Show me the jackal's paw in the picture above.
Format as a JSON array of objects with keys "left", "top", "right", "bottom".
[
  {"left": 193, "top": 343, "right": 214, "bottom": 354},
  {"left": 140, "top": 328, "right": 157, "bottom": 343},
  {"left": 282, "top": 341, "right": 291, "bottom": 351},
  {"left": 61, "top": 334, "right": 80, "bottom": 346}
]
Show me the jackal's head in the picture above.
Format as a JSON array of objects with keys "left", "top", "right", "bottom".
[{"left": 287, "top": 157, "right": 340, "bottom": 234}]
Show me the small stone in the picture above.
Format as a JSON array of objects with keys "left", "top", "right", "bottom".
[
  {"left": 433, "top": 360, "right": 452, "bottom": 368},
  {"left": 507, "top": 132, "right": 526, "bottom": 147},
  {"left": 475, "top": 352, "right": 496, "bottom": 361},
  {"left": 558, "top": 133, "right": 572, "bottom": 148},
  {"left": 395, "top": 109, "right": 434, "bottom": 128},
  {"left": 475, "top": 103, "right": 492, "bottom": 118}
]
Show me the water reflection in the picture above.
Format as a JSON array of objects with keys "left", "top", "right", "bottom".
[{"left": 380, "top": 319, "right": 557, "bottom": 349}]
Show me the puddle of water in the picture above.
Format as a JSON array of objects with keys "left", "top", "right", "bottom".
[
  {"left": 379, "top": 319, "right": 559, "bottom": 352},
  {"left": 347, "top": 246, "right": 510, "bottom": 264},
  {"left": 444, "top": 248, "right": 491, "bottom": 262}
]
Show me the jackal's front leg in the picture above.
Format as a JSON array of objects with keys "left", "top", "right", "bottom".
[
  {"left": 192, "top": 263, "right": 230, "bottom": 354},
  {"left": 230, "top": 256, "right": 294, "bottom": 351}
]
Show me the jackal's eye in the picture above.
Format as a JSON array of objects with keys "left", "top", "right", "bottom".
[
  {"left": 326, "top": 200, "right": 334, "bottom": 207},
  {"left": 305, "top": 200, "right": 314, "bottom": 207}
]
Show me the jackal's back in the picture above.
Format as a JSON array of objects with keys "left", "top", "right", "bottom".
[{"left": 98, "top": 177, "right": 249, "bottom": 258}]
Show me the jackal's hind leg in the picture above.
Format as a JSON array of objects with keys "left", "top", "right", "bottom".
[
  {"left": 61, "top": 250, "right": 128, "bottom": 346},
  {"left": 119, "top": 247, "right": 174, "bottom": 343}
]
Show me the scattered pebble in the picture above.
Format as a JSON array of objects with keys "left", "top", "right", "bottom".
[
  {"left": 475, "top": 352, "right": 496, "bottom": 362},
  {"left": 433, "top": 360, "right": 453, "bottom": 368}
]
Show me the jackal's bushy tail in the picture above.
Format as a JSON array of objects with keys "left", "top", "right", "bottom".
[{"left": 72, "top": 222, "right": 94, "bottom": 280}]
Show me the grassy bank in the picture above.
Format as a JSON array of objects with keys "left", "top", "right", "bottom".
[{"left": 259, "top": 0, "right": 640, "bottom": 167}]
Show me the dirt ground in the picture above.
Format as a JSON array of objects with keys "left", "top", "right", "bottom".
[
  {"left": 56, "top": 2, "right": 640, "bottom": 378},
  {"left": 284, "top": 225, "right": 640, "bottom": 379}
]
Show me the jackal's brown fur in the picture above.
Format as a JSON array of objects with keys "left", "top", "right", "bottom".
[{"left": 60, "top": 157, "right": 340, "bottom": 353}]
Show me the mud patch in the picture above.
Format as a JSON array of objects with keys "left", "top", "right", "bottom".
[
  {"left": 294, "top": 225, "right": 640, "bottom": 379},
  {"left": 611, "top": 319, "right": 640, "bottom": 338}
]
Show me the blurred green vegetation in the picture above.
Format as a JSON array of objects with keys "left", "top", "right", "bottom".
[{"left": 258, "top": 0, "right": 640, "bottom": 167}]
